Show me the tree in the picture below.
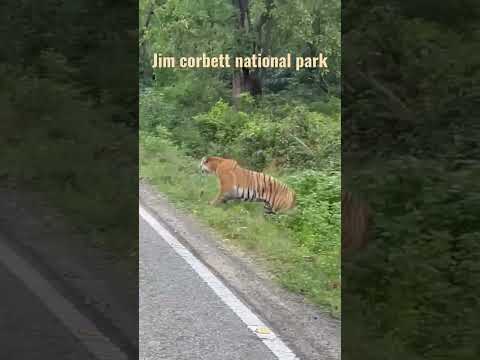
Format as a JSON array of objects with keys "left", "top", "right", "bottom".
[{"left": 232, "top": 0, "right": 263, "bottom": 101}]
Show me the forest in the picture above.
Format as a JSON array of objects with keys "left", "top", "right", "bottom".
[
  {"left": 1, "top": 1, "right": 139, "bottom": 269},
  {"left": 139, "top": 0, "right": 342, "bottom": 315},
  {"left": 342, "top": 1, "right": 480, "bottom": 359},
  {"left": 2, "top": 0, "right": 479, "bottom": 358}
]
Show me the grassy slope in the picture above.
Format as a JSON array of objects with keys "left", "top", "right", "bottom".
[{"left": 140, "top": 133, "right": 340, "bottom": 316}]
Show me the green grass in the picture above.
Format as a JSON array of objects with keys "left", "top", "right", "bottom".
[{"left": 140, "top": 132, "right": 340, "bottom": 316}]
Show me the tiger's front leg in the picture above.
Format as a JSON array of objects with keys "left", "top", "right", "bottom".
[
  {"left": 210, "top": 192, "right": 227, "bottom": 206},
  {"left": 210, "top": 173, "right": 232, "bottom": 206}
]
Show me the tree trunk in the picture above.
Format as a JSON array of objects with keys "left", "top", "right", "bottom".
[
  {"left": 255, "top": 0, "right": 274, "bottom": 54},
  {"left": 140, "top": 1, "right": 155, "bottom": 81},
  {"left": 232, "top": 0, "right": 262, "bottom": 103}
]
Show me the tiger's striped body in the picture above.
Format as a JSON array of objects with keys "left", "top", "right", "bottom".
[
  {"left": 200, "top": 156, "right": 296, "bottom": 214},
  {"left": 227, "top": 167, "right": 295, "bottom": 214}
]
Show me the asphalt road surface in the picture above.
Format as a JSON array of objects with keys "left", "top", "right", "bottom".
[
  {"left": 140, "top": 207, "right": 298, "bottom": 360},
  {"left": 0, "top": 238, "right": 128, "bottom": 360},
  {"left": 0, "top": 188, "right": 331, "bottom": 360},
  {"left": 0, "top": 260, "right": 95, "bottom": 360}
]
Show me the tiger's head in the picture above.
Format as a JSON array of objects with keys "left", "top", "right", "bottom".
[
  {"left": 200, "top": 156, "right": 237, "bottom": 175},
  {"left": 200, "top": 156, "right": 213, "bottom": 174}
]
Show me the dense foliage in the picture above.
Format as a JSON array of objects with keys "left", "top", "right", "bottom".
[
  {"left": 343, "top": 1, "right": 480, "bottom": 359},
  {"left": 141, "top": 88, "right": 340, "bottom": 170},
  {"left": 1, "top": 1, "right": 138, "bottom": 268},
  {"left": 140, "top": 0, "right": 341, "bottom": 313}
]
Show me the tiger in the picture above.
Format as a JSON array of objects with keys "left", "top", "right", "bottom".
[
  {"left": 341, "top": 190, "right": 373, "bottom": 254},
  {"left": 200, "top": 156, "right": 296, "bottom": 214}
]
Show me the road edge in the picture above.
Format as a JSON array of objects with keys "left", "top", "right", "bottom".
[
  {"left": 140, "top": 180, "right": 340, "bottom": 360},
  {"left": 0, "top": 187, "right": 138, "bottom": 359}
]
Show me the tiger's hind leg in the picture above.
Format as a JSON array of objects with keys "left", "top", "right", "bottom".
[{"left": 263, "top": 202, "right": 275, "bottom": 215}]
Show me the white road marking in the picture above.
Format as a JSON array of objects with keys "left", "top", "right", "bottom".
[
  {"left": 139, "top": 205, "right": 299, "bottom": 360},
  {"left": 0, "top": 236, "right": 128, "bottom": 360}
]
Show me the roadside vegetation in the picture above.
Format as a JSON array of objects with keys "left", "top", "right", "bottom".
[
  {"left": 140, "top": 95, "right": 341, "bottom": 314},
  {"left": 342, "top": 2, "right": 480, "bottom": 359},
  {"left": 1, "top": 3, "right": 138, "bottom": 271},
  {"left": 139, "top": 0, "right": 341, "bottom": 315}
]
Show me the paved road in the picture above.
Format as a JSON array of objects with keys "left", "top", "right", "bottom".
[
  {"left": 0, "top": 188, "right": 138, "bottom": 360},
  {"left": 0, "top": 261, "right": 95, "bottom": 360},
  {"left": 0, "top": 237, "right": 129, "bottom": 360},
  {"left": 140, "top": 182, "right": 340, "bottom": 360},
  {"left": 140, "top": 213, "right": 291, "bottom": 360}
]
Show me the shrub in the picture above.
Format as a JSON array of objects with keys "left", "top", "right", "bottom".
[{"left": 283, "top": 170, "right": 340, "bottom": 273}]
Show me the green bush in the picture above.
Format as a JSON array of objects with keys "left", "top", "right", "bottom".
[
  {"left": 193, "top": 99, "right": 250, "bottom": 152},
  {"left": 143, "top": 90, "right": 341, "bottom": 172},
  {"left": 286, "top": 170, "right": 340, "bottom": 255},
  {"left": 343, "top": 157, "right": 480, "bottom": 358}
]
